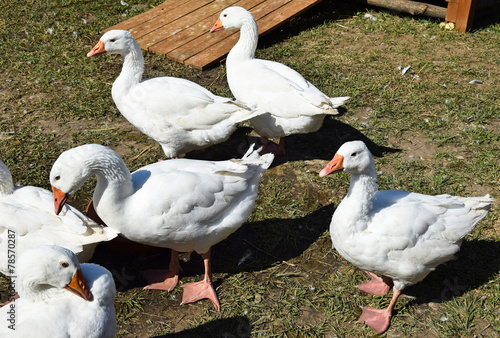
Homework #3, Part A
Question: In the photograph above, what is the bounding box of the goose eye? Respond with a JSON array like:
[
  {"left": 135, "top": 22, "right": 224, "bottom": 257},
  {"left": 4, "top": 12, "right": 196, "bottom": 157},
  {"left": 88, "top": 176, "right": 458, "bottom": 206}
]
[
  {"left": 60, "top": 262, "right": 69, "bottom": 268},
  {"left": 223, "top": 14, "right": 227, "bottom": 17},
  {"left": 351, "top": 152, "right": 357, "bottom": 157},
  {"left": 110, "top": 39, "right": 116, "bottom": 42},
  {"left": 55, "top": 175, "right": 60, "bottom": 180}
]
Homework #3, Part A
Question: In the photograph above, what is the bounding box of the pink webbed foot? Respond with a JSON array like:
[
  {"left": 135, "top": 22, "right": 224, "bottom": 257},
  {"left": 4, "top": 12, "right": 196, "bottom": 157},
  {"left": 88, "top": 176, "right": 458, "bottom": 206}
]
[
  {"left": 356, "top": 271, "right": 393, "bottom": 296},
  {"left": 143, "top": 250, "right": 182, "bottom": 291},
  {"left": 1, "top": 294, "right": 19, "bottom": 306},
  {"left": 358, "top": 287, "right": 400, "bottom": 334},
  {"left": 358, "top": 307, "right": 392, "bottom": 334},
  {"left": 180, "top": 280, "right": 220, "bottom": 311},
  {"left": 142, "top": 269, "right": 179, "bottom": 291}
]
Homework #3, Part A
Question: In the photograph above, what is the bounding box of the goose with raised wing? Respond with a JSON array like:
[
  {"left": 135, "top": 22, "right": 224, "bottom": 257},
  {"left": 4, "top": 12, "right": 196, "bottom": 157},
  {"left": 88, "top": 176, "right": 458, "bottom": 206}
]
[
  {"left": 211, "top": 7, "right": 349, "bottom": 155},
  {"left": 87, "top": 29, "right": 261, "bottom": 158},
  {"left": 319, "top": 141, "right": 493, "bottom": 334},
  {"left": 0, "top": 245, "right": 116, "bottom": 337},
  {"left": 50, "top": 144, "right": 273, "bottom": 310},
  {"left": 0, "top": 159, "right": 118, "bottom": 276}
]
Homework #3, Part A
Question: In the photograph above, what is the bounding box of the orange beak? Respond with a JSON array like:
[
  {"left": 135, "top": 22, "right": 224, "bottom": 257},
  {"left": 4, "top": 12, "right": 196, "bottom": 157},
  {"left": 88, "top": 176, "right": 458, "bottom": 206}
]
[
  {"left": 52, "top": 186, "right": 69, "bottom": 215},
  {"left": 210, "top": 18, "right": 224, "bottom": 33},
  {"left": 65, "top": 268, "right": 93, "bottom": 301},
  {"left": 319, "top": 154, "right": 344, "bottom": 177},
  {"left": 87, "top": 40, "right": 106, "bottom": 57}
]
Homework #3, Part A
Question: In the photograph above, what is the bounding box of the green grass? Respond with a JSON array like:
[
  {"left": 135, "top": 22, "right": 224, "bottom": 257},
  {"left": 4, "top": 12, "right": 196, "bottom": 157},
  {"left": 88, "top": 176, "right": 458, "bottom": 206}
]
[{"left": 0, "top": 0, "right": 499, "bottom": 337}]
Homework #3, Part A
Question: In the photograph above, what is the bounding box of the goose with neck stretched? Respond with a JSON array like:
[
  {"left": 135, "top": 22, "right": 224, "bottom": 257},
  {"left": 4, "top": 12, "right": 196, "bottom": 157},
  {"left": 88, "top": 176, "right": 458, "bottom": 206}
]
[
  {"left": 211, "top": 6, "right": 349, "bottom": 155},
  {"left": 319, "top": 141, "right": 493, "bottom": 334},
  {"left": 0, "top": 159, "right": 118, "bottom": 276},
  {"left": 50, "top": 144, "right": 273, "bottom": 310},
  {"left": 87, "top": 29, "right": 260, "bottom": 158},
  {"left": 0, "top": 245, "right": 116, "bottom": 337}
]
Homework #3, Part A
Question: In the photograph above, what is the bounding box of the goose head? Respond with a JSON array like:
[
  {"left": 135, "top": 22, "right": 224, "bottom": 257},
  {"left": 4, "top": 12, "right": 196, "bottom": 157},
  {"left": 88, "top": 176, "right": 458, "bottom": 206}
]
[
  {"left": 50, "top": 144, "right": 129, "bottom": 215},
  {"left": 50, "top": 145, "right": 94, "bottom": 214},
  {"left": 320, "top": 141, "right": 375, "bottom": 177},
  {"left": 87, "top": 29, "right": 136, "bottom": 57},
  {"left": 17, "top": 245, "right": 93, "bottom": 301},
  {"left": 0, "top": 160, "right": 14, "bottom": 196},
  {"left": 211, "top": 6, "right": 255, "bottom": 32}
]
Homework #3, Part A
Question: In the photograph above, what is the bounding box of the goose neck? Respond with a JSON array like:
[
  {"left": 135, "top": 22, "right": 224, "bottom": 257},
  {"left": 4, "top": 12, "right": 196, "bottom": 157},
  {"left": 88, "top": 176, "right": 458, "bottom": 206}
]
[
  {"left": 84, "top": 154, "right": 134, "bottom": 201},
  {"left": 0, "top": 180, "right": 14, "bottom": 196},
  {"left": 227, "top": 17, "right": 258, "bottom": 63},
  {"left": 114, "top": 43, "right": 144, "bottom": 94},
  {"left": 339, "top": 170, "right": 378, "bottom": 230},
  {"left": 19, "top": 279, "right": 67, "bottom": 302},
  {"left": 347, "top": 170, "right": 378, "bottom": 206},
  {"left": 0, "top": 166, "right": 14, "bottom": 196}
]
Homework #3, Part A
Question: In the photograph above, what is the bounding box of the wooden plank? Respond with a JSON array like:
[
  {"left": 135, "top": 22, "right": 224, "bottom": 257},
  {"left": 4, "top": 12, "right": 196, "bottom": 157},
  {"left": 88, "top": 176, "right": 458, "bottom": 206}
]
[
  {"left": 186, "top": 0, "right": 321, "bottom": 69},
  {"left": 130, "top": 0, "right": 213, "bottom": 40},
  {"left": 104, "top": 0, "right": 324, "bottom": 69},
  {"left": 141, "top": 0, "right": 243, "bottom": 50},
  {"left": 147, "top": 0, "right": 267, "bottom": 56},
  {"left": 169, "top": 0, "right": 294, "bottom": 64},
  {"left": 446, "top": 0, "right": 477, "bottom": 32},
  {"left": 105, "top": 0, "right": 183, "bottom": 32}
]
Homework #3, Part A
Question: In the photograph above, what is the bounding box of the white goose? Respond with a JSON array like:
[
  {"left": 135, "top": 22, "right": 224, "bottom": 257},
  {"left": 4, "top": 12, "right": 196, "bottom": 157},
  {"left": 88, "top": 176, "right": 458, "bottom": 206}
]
[
  {"left": 87, "top": 29, "right": 260, "bottom": 158},
  {"left": 0, "top": 159, "right": 118, "bottom": 276},
  {"left": 211, "top": 7, "right": 349, "bottom": 155},
  {"left": 0, "top": 245, "right": 116, "bottom": 337},
  {"left": 319, "top": 141, "right": 493, "bottom": 334},
  {"left": 50, "top": 144, "right": 273, "bottom": 310}
]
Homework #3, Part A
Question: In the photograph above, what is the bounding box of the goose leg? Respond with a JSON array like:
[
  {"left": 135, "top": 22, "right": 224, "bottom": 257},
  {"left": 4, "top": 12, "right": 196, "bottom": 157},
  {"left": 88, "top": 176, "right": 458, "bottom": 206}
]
[
  {"left": 143, "top": 250, "right": 182, "bottom": 291},
  {"left": 1, "top": 294, "right": 19, "bottom": 306},
  {"left": 276, "top": 137, "right": 286, "bottom": 155},
  {"left": 356, "top": 271, "right": 393, "bottom": 296},
  {"left": 180, "top": 249, "right": 220, "bottom": 311},
  {"left": 260, "top": 136, "right": 286, "bottom": 155},
  {"left": 358, "top": 287, "right": 401, "bottom": 334},
  {"left": 260, "top": 137, "right": 270, "bottom": 155}
]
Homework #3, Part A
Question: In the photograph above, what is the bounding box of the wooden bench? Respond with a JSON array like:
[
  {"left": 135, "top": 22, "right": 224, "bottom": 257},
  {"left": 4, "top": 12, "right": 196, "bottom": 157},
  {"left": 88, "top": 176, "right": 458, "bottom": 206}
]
[{"left": 106, "top": 0, "right": 324, "bottom": 70}]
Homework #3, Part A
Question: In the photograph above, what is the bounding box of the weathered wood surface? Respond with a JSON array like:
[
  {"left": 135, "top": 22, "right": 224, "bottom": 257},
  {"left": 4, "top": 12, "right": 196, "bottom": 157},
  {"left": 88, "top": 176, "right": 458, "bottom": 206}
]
[
  {"left": 352, "top": 0, "right": 447, "bottom": 18},
  {"left": 106, "top": 0, "right": 323, "bottom": 69},
  {"left": 446, "top": 0, "right": 477, "bottom": 32},
  {"left": 352, "top": 0, "right": 482, "bottom": 32}
]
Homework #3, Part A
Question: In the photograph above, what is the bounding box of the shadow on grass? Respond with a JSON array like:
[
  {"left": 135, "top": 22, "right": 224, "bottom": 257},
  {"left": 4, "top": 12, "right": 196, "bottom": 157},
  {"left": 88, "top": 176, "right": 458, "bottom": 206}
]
[
  {"left": 153, "top": 316, "right": 251, "bottom": 338},
  {"left": 90, "top": 203, "right": 336, "bottom": 292},
  {"left": 90, "top": 113, "right": 399, "bottom": 292},
  {"left": 212, "top": 203, "right": 336, "bottom": 274},
  {"left": 186, "top": 113, "right": 400, "bottom": 166},
  {"left": 404, "top": 239, "right": 500, "bottom": 304}
]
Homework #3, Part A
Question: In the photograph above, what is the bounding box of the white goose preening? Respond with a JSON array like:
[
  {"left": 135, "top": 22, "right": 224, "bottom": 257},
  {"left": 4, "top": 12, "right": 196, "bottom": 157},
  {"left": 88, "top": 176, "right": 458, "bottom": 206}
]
[
  {"left": 0, "top": 245, "right": 116, "bottom": 337},
  {"left": 319, "top": 141, "right": 493, "bottom": 334},
  {"left": 211, "top": 6, "right": 349, "bottom": 155},
  {"left": 50, "top": 144, "right": 273, "bottom": 310},
  {"left": 87, "top": 29, "right": 261, "bottom": 158},
  {"left": 0, "top": 159, "right": 118, "bottom": 276}
]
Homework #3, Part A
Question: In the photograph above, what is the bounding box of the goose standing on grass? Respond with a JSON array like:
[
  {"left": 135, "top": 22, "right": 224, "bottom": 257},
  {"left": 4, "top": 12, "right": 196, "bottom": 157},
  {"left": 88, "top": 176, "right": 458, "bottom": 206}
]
[
  {"left": 0, "top": 245, "right": 116, "bottom": 337},
  {"left": 319, "top": 141, "right": 493, "bottom": 334},
  {"left": 50, "top": 144, "right": 273, "bottom": 310},
  {"left": 87, "top": 29, "right": 261, "bottom": 158},
  {"left": 0, "top": 159, "right": 118, "bottom": 276},
  {"left": 210, "top": 7, "right": 349, "bottom": 155}
]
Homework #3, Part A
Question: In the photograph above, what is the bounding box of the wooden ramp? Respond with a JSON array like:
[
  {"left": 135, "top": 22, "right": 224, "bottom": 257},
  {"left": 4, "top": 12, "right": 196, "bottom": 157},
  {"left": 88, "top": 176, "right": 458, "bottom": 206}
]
[{"left": 106, "top": 0, "right": 323, "bottom": 70}]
